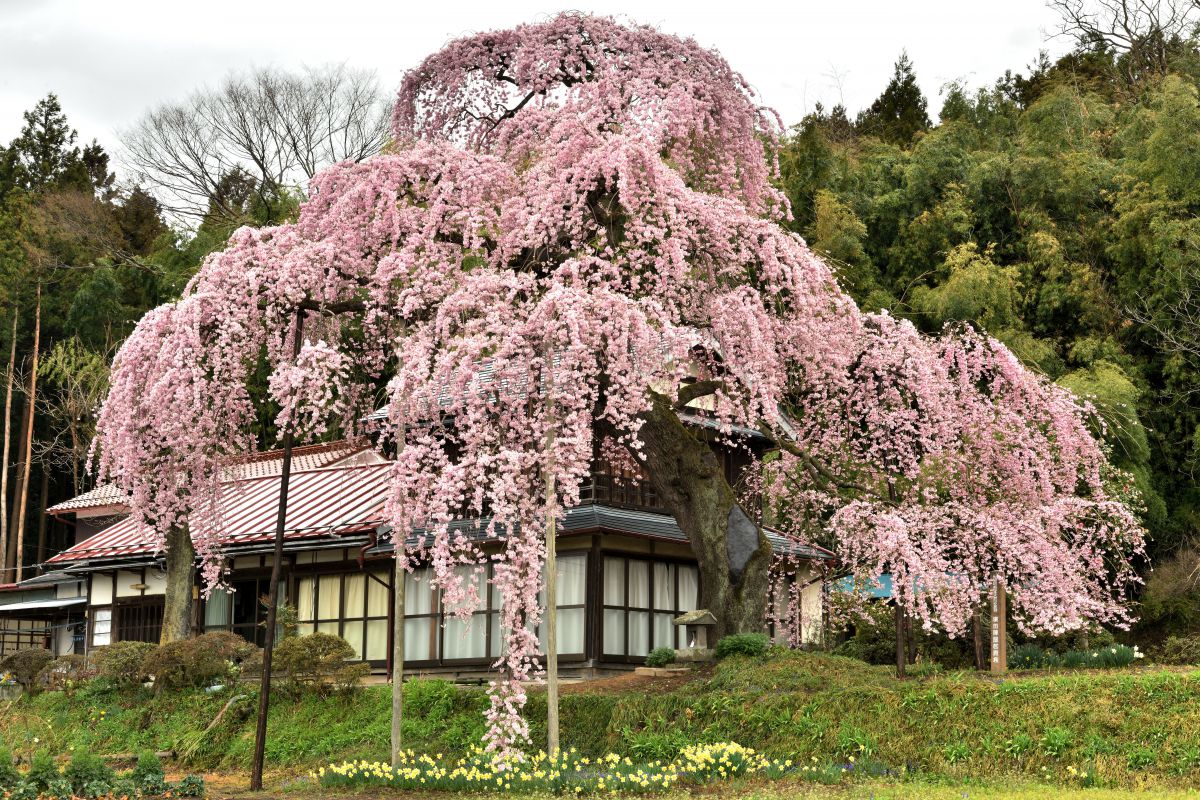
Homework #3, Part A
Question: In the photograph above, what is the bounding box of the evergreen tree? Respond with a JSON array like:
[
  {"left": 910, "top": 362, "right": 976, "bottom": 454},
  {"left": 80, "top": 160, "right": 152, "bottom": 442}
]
[{"left": 856, "top": 51, "right": 932, "bottom": 145}]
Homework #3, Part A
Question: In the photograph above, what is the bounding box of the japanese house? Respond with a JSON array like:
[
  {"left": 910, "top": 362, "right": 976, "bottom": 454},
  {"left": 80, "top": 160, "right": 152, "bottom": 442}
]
[{"left": 38, "top": 434, "right": 833, "bottom": 679}]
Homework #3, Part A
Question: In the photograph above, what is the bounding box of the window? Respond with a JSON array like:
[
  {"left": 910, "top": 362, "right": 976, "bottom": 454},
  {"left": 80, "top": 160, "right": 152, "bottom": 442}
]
[
  {"left": 536, "top": 554, "right": 587, "bottom": 656},
  {"left": 602, "top": 556, "right": 698, "bottom": 657},
  {"left": 114, "top": 598, "right": 164, "bottom": 644},
  {"left": 90, "top": 608, "right": 112, "bottom": 648},
  {"left": 295, "top": 571, "right": 390, "bottom": 661},
  {"left": 204, "top": 578, "right": 283, "bottom": 647},
  {"left": 405, "top": 553, "right": 588, "bottom": 663}
]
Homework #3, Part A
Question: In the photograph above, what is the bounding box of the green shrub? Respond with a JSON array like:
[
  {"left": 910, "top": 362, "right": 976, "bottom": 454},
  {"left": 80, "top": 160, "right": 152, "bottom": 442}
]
[
  {"left": 272, "top": 632, "right": 368, "bottom": 695},
  {"left": 1008, "top": 643, "right": 1059, "bottom": 670},
  {"left": 645, "top": 647, "right": 676, "bottom": 668},
  {"left": 26, "top": 749, "right": 60, "bottom": 791},
  {"left": 0, "top": 745, "right": 19, "bottom": 790},
  {"left": 94, "top": 641, "right": 157, "bottom": 685},
  {"left": 131, "top": 750, "right": 166, "bottom": 793},
  {"left": 144, "top": 631, "right": 258, "bottom": 691},
  {"left": 36, "top": 654, "right": 92, "bottom": 693},
  {"left": 44, "top": 777, "right": 74, "bottom": 800},
  {"left": 110, "top": 778, "right": 139, "bottom": 799},
  {"left": 80, "top": 779, "right": 114, "bottom": 799},
  {"left": 174, "top": 774, "right": 207, "bottom": 797},
  {"left": 0, "top": 648, "right": 55, "bottom": 691},
  {"left": 715, "top": 633, "right": 769, "bottom": 659},
  {"left": 1156, "top": 634, "right": 1200, "bottom": 665},
  {"left": 64, "top": 749, "right": 114, "bottom": 794},
  {"left": 1062, "top": 644, "right": 1141, "bottom": 669}
]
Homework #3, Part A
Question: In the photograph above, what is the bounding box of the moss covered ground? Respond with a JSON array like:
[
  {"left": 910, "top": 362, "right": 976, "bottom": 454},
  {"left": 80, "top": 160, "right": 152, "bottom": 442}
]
[{"left": 3, "top": 650, "right": 1200, "bottom": 794}]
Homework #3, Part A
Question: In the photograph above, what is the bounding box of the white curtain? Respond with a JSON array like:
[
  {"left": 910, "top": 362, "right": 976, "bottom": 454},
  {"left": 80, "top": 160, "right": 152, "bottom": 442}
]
[
  {"left": 367, "top": 573, "right": 389, "bottom": 617},
  {"left": 343, "top": 621, "right": 365, "bottom": 659},
  {"left": 628, "top": 561, "right": 649, "bottom": 609},
  {"left": 317, "top": 575, "right": 341, "bottom": 620},
  {"left": 654, "top": 612, "right": 675, "bottom": 650},
  {"left": 603, "top": 609, "right": 625, "bottom": 655},
  {"left": 404, "top": 618, "right": 433, "bottom": 660},
  {"left": 653, "top": 563, "right": 674, "bottom": 610},
  {"left": 343, "top": 574, "right": 366, "bottom": 620},
  {"left": 628, "top": 611, "right": 649, "bottom": 656},
  {"left": 558, "top": 555, "right": 586, "bottom": 605},
  {"left": 204, "top": 589, "right": 231, "bottom": 629},
  {"left": 603, "top": 557, "right": 624, "bottom": 605},
  {"left": 678, "top": 566, "right": 699, "bottom": 611},
  {"left": 296, "top": 577, "right": 316, "bottom": 622},
  {"left": 366, "top": 619, "right": 388, "bottom": 660},
  {"left": 443, "top": 616, "right": 485, "bottom": 659}
]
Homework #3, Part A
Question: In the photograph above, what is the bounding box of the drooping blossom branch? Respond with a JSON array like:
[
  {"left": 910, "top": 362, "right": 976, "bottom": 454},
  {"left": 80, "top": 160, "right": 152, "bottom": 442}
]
[{"left": 91, "top": 12, "right": 1144, "bottom": 756}]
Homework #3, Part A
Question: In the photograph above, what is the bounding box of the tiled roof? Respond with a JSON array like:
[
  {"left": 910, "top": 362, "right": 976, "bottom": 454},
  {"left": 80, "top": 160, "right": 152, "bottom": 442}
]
[
  {"left": 375, "top": 504, "right": 835, "bottom": 562},
  {"left": 48, "top": 461, "right": 392, "bottom": 565},
  {"left": 47, "top": 439, "right": 375, "bottom": 515}
]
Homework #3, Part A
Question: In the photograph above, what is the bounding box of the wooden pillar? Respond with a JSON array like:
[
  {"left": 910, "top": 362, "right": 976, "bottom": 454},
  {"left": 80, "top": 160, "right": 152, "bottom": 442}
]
[
  {"left": 990, "top": 577, "right": 1007, "bottom": 674},
  {"left": 391, "top": 540, "right": 406, "bottom": 767}
]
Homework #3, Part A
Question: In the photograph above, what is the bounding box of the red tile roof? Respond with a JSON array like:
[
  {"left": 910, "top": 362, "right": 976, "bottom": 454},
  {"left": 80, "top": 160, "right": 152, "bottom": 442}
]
[
  {"left": 47, "top": 439, "right": 375, "bottom": 515},
  {"left": 48, "top": 460, "right": 392, "bottom": 565}
]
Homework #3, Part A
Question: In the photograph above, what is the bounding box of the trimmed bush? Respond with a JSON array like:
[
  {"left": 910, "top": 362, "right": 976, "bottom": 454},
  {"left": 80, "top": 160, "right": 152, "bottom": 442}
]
[
  {"left": 645, "top": 647, "right": 676, "bottom": 668},
  {"left": 273, "top": 632, "right": 368, "bottom": 695},
  {"left": 144, "top": 631, "right": 258, "bottom": 691},
  {"left": 714, "top": 633, "right": 769, "bottom": 659},
  {"left": 37, "top": 654, "right": 92, "bottom": 693},
  {"left": 0, "top": 648, "right": 55, "bottom": 691},
  {"left": 64, "top": 749, "right": 114, "bottom": 794},
  {"left": 94, "top": 641, "right": 156, "bottom": 685}
]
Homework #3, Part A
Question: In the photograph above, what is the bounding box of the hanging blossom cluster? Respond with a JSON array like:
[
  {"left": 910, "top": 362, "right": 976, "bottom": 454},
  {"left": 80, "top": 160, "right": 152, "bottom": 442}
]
[
  {"left": 766, "top": 314, "right": 1146, "bottom": 642},
  {"left": 92, "top": 13, "right": 1144, "bottom": 755}
]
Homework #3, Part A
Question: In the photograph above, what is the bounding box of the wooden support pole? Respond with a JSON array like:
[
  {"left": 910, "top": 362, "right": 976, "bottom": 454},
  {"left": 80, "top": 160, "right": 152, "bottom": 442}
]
[
  {"left": 249, "top": 310, "right": 304, "bottom": 792},
  {"left": 545, "top": 469, "right": 559, "bottom": 755},
  {"left": 391, "top": 540, "right": 406, "bottom": 767},
  {"left": 543, "top": 347, "right": 559, "bottom": 755}
]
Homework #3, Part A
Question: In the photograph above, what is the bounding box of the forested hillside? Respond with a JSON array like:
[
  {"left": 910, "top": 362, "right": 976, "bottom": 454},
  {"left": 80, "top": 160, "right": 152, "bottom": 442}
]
[
  {"left": 777, "top": 8, "right": 1200, "bottom": 635},
  {"left": 2, "top": 3, "right": 1199, "bottom": 635}
]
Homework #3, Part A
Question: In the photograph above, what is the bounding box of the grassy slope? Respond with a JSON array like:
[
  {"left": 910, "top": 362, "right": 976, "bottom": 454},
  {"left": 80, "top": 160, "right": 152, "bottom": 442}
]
[{"left": 3, "top": 651, "right": 1200, "bottom": 790}]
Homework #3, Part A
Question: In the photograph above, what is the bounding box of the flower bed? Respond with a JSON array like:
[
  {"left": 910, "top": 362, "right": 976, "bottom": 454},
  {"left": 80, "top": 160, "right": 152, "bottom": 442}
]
[{"left": 313, "top": 742, "right": 846, "bottom": 794}]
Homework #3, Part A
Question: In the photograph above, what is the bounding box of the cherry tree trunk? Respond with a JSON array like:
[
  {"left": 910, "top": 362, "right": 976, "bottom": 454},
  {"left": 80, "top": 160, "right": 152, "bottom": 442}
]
[
  {"left": 160, "top": 525, "right": 196, "bottom": 644},
  {"left": 636, "top": 393, "right": 772, "bottom": 639}
]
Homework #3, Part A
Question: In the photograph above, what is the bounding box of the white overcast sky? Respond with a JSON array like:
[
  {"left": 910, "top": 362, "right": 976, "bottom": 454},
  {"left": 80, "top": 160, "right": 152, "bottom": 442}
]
[{"left": 0, "top": 0, "right": 1068, "bottom": 162}]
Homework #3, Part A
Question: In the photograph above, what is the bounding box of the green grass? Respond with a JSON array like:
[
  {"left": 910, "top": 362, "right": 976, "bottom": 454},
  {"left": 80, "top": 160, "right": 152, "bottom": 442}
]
[{"left": 3, "top": 651, "right": 1200, "bottom": 792}]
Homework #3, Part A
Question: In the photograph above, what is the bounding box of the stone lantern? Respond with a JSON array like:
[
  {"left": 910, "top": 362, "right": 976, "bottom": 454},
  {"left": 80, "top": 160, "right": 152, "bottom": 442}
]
[{"left": 673, "top": 609, "right": 718, "bottom": 662}]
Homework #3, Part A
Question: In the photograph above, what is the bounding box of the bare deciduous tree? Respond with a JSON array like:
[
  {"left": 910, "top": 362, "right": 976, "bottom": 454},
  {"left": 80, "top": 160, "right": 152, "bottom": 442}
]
[
  {"left": 120, "top": 64, "right": 393, "bottom": 222},
  {"left": 1048, "top": 0, "right": 1200, "bottom": 84}
]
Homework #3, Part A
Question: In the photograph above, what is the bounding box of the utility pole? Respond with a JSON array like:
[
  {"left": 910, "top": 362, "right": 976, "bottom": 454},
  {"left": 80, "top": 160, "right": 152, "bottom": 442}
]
[{"left": 250, "top": 309, "right": 304, "bottom": 791}]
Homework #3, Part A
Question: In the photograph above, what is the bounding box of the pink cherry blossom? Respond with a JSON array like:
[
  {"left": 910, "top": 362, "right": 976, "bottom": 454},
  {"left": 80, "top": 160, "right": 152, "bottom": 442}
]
[{"left": 92, "top": 13, "right": 1144, "bottom": 755}]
